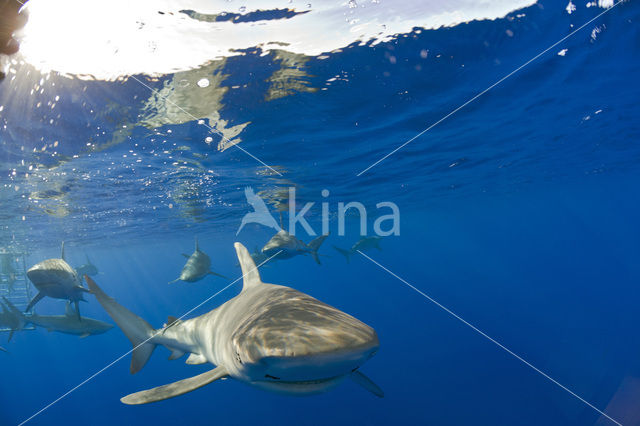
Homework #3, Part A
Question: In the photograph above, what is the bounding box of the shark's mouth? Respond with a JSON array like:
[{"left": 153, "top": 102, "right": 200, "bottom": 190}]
[
  {"left": 249, "top": 374, "right": 347, "bottom": 395},
  {"left": 259, "top": 375, "right": 341, "bottom": 385}
]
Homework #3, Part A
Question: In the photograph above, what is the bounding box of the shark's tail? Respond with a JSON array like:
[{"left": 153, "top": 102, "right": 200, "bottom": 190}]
[
  {"left": 1, "top": 297, "right": 27, "bottom": 340},
  {"left": 85, "top": 275, "right": 157, "bottom": 374},
  {"left": 308, "top": 234, "right": 329, "bottom": 265},
  {"left": 332, "top": 246, "right": 352, "bottom": 263}
]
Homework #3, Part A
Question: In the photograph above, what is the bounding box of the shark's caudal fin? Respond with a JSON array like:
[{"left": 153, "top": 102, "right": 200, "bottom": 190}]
[
  {"left": 332, "top": 245, "right": 352, "bottom": 263},
  {"left": 85, "top": 276, "right": 157, "bottom": 374},
  {"left": 350, "top": 370, "right": 384, "bottom": 398},
  {"left": 308, "top": 234, "right": 329, "bottom": 265},
  {"left": 234, "top": 243, "right": 263, "bottom": 292},
  {"left": 2, "top": 297, "right": 27, "bottom": 330},
  {"left": 0, "top": 346, "right": 6, "bottom": 352},
  {"left": 121, "top": 366, "right": 229, "bottom": 405}
]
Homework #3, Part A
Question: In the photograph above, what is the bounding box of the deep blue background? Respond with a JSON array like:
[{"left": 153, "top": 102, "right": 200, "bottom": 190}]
[{"left": 1, "top": 0, "right": 639, "bottom": 425}]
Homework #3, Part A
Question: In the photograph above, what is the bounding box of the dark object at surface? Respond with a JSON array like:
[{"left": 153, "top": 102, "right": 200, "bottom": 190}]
[{"left": 0, "top": 0, "right": 28, "bottom": 80}]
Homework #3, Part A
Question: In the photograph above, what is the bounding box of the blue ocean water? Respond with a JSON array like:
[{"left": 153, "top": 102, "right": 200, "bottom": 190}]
[{"left": 1, "top": 0, "right": 639, "bottom": 425}]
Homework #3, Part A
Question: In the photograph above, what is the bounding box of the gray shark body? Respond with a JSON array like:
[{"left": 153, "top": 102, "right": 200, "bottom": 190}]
[
  {"left": 2, "top": 298, "right": 111, "bottom": 337},
  {"left": 333, "top": 236, "right": 383, "bottom": 263},
  {"left": 169, "top": 238, "right": 226, "bottom": 284},
  {"left": 88, "top": 242, "right": 381, "bottom": 405},
  {"left": 29, "top": 304, "right": 113, "bottom": 337},
  {"left": 262, "top": 230, "right": 328, "bottom": 264},
  {"left": 26, "top": 242, "right": 90, "bottom": 319}
]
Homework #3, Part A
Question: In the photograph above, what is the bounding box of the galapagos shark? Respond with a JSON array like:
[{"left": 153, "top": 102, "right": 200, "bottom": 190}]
[
  {"left": 75, "top": 254, "right": 99, "bottom": 279},
  {"left": 169, "top": 237, "right": 227, "bottom": 284},
  {"left": 262, "top": 230, "right": 328, "bottom": 265},
  {"left": 3, "top": 298, "right": 112, "bottom": 338},
  {"left": 333, "top": 236, "right": 383, "bottom": 263},
  {"left": 0, "top": 297, "right": 26, "bottom": 341},
  {"left": 25, "top": 242, "right": 90, "bottom": 320},
  {"left": 87, "top": 242, "right": 382, "bottom": 405}
]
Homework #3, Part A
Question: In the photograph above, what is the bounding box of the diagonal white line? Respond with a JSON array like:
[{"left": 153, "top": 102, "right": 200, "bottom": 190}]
[
  {"left": 356, "top": 0, "right": 625, "bottom": 176},
  {"left": 18, "top": 250, "right": 283, "bottom": 426},
  {"left": 128, "top": 75, "right": 282, "bottom": 176},
  {"left": 357, "top": 250, "right": 622, "bottom": 426}
]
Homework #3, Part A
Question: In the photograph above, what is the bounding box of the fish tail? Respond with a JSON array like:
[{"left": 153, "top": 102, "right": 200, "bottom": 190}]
[
  {"left": 85, "top": 276, "right": 157, "bottom": 374},
  {"left": 308, "top": 234, "right": 329, "bottom": 265},
  {"left": 332, "top": 246, "right": 351, "bottom": 263}
]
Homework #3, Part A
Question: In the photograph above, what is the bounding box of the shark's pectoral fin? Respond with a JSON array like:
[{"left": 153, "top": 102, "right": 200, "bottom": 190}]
[
  {"left": 80, "top": 333, "right": 90, "bottom": 338},
  {"left": 167, "top": 348, "right": 185, "bottom": 360},
  {"left": 185, "top": 353, "right": 207, "bottom": 365},
  {"left": 350, "top": 371, "right": 384, "bottom": 398},
  {"left": 121, "top": 366, "right": 229, "bottom": 405},
  {"left": 168, "top": 278, "right": 180, "bottom": 285},
  {"left": 8, "top": 330, "right": 13, "bottom": 342},
  {"left": 25, "top": 292, "right": 45, "bottom": 312},
  {"left": 181, "top": 253, "right": 190, "bottom": 259},
  {"left": 207, "top": 271, "right": 228, "bottom": 279},
  {"left": 0, "top": 346, "right": 6, "bottom": 352}
]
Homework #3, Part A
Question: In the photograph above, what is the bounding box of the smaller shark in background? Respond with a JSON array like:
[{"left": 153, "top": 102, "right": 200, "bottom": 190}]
[
  {"left": 75, "top": 254, "right": 99, "bottom": 280},
  {"left": 261, "top": 230, "right": 328, "bottom": 264},
  {"left": 4, "top": 297, "right": 112, "bottom": 338},
  {"left": 333, "top": 236, "right": 383, "bottom": 263},
  {"left": 169, "top": 237, "right": 227, "bottom": 284},
  {"left": 0, "top": 297, "right": 26, "bottom": 341},
  {"left": 235, "top": 247, "right": 270, "bottom": 269},
  {"left": 26, "top": 242, "right": 90, "bottom": 320}
]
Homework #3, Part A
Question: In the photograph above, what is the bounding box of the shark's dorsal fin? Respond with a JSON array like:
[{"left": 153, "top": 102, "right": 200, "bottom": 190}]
[
  {"left": 166, "top": 316, "right": 179, "bottom": 327},
  {"left": 121, "top": 366, "right": 228, "bottom": 405},
  {"left": 234, "top": 243, "right": 263, "bottom": 292},
  {"left": 65, "top": 302, "right": 74, "bottom": 317},
  {"left": 194, "top": 236, "right": 199, "bottom": 251},
  {"left": 61, "top": 241, "right": 66, "bottom": 260},
  {"left": 85, "top": 253, "right": 92, "bottom": 264}
]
